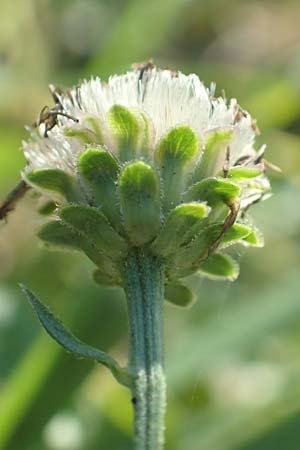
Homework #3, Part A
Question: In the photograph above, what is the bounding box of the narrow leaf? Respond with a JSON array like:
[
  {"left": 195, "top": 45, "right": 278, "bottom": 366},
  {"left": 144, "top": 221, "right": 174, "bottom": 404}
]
[{"left": 20, "top": 284, "right": 132, "bottom": 387}]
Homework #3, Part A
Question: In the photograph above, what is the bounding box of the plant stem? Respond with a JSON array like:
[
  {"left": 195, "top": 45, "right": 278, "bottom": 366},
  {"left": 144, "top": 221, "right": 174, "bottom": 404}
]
[{"left": 123, "top": 248, "right": 166, "bottom": 450}]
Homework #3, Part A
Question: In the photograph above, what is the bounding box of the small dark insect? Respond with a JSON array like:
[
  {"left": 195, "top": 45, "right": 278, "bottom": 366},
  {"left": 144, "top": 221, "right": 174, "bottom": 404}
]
[
  {"left": 32, "top": 105, "right": 78, "bottom": 137},
  {"left": 1, "top": 85, "right": 80, "bottom": 222},
  {"left": 33, "top": 85, "right": 78, "bottom": 137},
  {"left": 0, "top": 180, "right": 30, "bottom": 222}
]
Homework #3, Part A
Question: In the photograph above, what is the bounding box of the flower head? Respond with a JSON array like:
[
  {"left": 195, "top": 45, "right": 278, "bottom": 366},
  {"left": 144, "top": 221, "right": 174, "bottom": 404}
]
[{"left": 23, "top": 64, "right": 271, "bottom": 296}]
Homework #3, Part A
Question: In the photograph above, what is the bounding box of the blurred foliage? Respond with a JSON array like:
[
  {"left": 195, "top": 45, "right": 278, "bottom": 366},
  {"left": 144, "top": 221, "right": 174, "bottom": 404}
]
[{"left": 0, "top": 0, "right": 300, "bottom": 449}]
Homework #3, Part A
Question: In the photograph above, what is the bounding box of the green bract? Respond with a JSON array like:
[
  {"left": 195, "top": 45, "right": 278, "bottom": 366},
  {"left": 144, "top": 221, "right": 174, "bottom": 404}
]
[{"left": 119, "top": 161, "right": 161, "bottom": 246}]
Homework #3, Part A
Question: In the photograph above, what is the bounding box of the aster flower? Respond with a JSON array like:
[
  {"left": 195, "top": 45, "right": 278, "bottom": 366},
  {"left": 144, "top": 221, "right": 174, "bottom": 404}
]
[
  {"left": 23, "top": 66, "right": 270, "bottom": 284},
  {"left": 17, "top": 64, "right": 271, "bottom": 450}
]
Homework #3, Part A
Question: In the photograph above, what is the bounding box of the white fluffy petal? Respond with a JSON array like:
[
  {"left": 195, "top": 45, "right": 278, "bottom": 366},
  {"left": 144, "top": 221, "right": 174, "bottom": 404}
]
[{"left": 23, "top": 67, "right": 259, "bottom": 172}]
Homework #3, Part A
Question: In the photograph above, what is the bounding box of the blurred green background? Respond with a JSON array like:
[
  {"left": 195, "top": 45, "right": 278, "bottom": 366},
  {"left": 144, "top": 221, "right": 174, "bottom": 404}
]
[{"left": 0, "top": 0, "right": 300, "bottom": 449}]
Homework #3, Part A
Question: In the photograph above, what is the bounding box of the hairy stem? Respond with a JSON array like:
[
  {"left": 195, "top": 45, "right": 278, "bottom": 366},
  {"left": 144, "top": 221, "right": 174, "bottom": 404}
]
[{"left": 123, "top": 248, "right": 166, "bottom": 450}]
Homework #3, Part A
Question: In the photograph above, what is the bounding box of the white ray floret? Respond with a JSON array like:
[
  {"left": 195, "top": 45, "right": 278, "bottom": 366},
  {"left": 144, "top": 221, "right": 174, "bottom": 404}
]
[{"left": 23, "top": 67, "right": 259, "bottom": 174}]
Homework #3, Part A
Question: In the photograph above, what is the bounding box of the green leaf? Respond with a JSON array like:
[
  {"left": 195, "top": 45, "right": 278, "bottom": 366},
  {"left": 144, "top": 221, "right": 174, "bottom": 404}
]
[
  {"left": 108, "top": 104, "right": 141, "bottom": 161},
  {"left": 60, "top": 204, "right": 127, "bottom": 260},
  {"left": 78, "top": 148, "right": 120, "bottom": 228},
  {"left": 155, "top": 126, "right": 199, "bottom": 210},
  {"left": 20, "top": 284, "right": 132, "bottom": 387},
  {"left": 227, "top": 166, "right": 263, "bottom": 180},
  {"left": 26, "top": 169, "right": 80, "bottom": 202},
  {"left": 119, "top": 161, "right": 161, "bottom": 246},
  {"left": 151, "top": 202, "right": 210, "bottom": 257},
  {"left": 198, "top": 252, "right": 239, "bottom": 281},
  {"left": 194, "top": 128, "right": 234, "bottom": 180},
  {"left": 185, "top": 177, "right": 241, "bottom": 207},
  {"left": 165, "top": 282, "right": 196, "bottom": 308}
]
